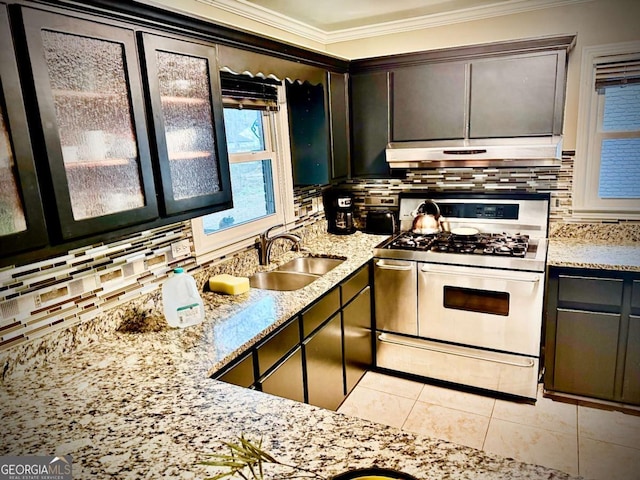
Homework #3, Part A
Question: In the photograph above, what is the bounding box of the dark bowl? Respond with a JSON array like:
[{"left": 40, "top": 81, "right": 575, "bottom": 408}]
[{"left": 332, "top": 467, "right": 419, "bottom": 480}]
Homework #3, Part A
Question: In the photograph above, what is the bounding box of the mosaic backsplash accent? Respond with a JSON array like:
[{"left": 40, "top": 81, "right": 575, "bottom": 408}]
[
  {"left": 0, "top": 187, "right": 324, "bottom": 358},
  {"left": 2, "top": 152, "right": 638, "bottom": 362},
  {"left": 343, "top": 153, "right": 575, "bottom": 226}
]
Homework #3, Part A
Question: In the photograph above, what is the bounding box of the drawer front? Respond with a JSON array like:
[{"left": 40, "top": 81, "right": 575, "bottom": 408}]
[
  {"left": 302, "top": 288, "right": 340, "bottom": 338},
  {"left": 341, "top": 263, "right": 370, "bottom": 306},
  {"left": 558, "top": 275, "right": 623, "bottom": 310},
  {"left": 632, "top": 280, "right": 640, "bottom": 312},
  {"left": 217, "top": 353, "right": 255, "bottom": 388},
  {"left": 256, "top": 318, "right": 300, "bottom": 376}
]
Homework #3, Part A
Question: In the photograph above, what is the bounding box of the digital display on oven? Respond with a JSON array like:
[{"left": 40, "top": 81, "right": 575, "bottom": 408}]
[{"left": 439, "top": 203, "right": 519, "bottom": 219}]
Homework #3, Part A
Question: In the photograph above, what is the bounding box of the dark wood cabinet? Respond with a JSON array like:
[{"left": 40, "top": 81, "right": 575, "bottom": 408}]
[
  {"left": 0, "top": 4, "right": 48, "bottom": 256},
  {"left": 304, "top": 312, "right": 344, "bottom": 410},
  {"left": 212, "top": 262, "right": 373, "bottom": 410},
  {"left": 18, "top": 7, "right": 159, "bottom": 241},
  {"left": 469, "top": 52, "right": 565, "bottom": 138},
  {"left": 139, "top": 33, "right": 232, "bottom": 217},
  {"left": 343, "top": 286, "right": 372, "bottom": 393},
  {"left": 327, "top": 72, "right": 350, "bottom": 181},
  {"left": 545, "top": 267, "right": 640, "bottom": 405},
  {"left": 391, "top": 61, "right": 467, "bottom": 142},
  {"left": 259, "top": 348, "right": 304, "bottom": 402},
  {"left": 217, "top": 352, "right": 255, "bottom": 388},
  {"left": 350, "top": 71, "right": 391, "bottom": 178},
  {"left": 286, "top": 80, "right": 331, "bottom": 185}
]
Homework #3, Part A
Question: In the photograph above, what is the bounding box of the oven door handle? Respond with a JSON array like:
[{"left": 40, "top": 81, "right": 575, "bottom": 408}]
[
  {"left": 376, "top": 260, "right": 414, "bottom": 271},
  {"left": 420, "top": 265, "right": 540, "bottom": 283},
  {"left": 378, "top": 333, "right": 536, "bottom": 368}
]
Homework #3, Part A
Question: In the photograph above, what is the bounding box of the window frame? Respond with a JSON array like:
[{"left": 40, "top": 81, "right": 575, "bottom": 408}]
[
  {"left": 192, "top": 84, "right": 296, "bottom": 264},
  {"left": 573, "top": 41, "right": 640, "bottom": 220}
]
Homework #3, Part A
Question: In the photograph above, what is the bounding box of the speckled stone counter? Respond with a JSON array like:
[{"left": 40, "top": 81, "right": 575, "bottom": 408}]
[
  {"left": 548, "top": 238, "right": 640, "bottom": 272},
  {"left": 1, "top": 232, "right": 580, "bottom": 480}
]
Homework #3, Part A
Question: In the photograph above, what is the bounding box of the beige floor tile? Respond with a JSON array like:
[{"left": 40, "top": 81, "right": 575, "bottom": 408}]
[
  {"left": 357, "top": 371, "right": 424, "bottom": 400},
  {"left": 402, "top": 401, "right": 490, "bottom": 450},
  {"left": 337, "top": 385, "right": 415, "bottom": 429},
  {"left": 483, "top": 418, "right": 579, "bottom": 476},
  {"left": 418, "top": 383, "right": 495, "bottom": 416},
  {"left": 579, "top": 437, "right": 640, "bottom": 480},
  {"left": 492, "top": 391, "right": 577, "bottom": 435},
  {"left": 578, "top": 404, "right": 640, "bottom": 449}
]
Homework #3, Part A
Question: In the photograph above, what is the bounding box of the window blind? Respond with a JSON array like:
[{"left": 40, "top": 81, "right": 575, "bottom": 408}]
[
  {"left": 220, "top": 71, "right": 279, "bottom": 110},
  {"left": 595, "top": 55, "right": 640, "bottom": 90}
]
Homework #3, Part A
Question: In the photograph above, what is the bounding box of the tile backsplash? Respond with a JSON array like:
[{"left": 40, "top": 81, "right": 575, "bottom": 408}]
[{"left": 2, "top": 151, "right": 637, "bottom": 363}]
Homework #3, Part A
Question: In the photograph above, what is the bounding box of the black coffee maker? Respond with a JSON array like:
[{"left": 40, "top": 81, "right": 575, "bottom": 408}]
[{"left": 323, "top": 189, "right": 355, "bottom": 235}]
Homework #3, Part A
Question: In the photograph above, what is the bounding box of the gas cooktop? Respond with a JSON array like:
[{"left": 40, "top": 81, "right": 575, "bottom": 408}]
[
  {"left": 387, "top": 231, "right": 534, "bottom": 258},
  {"left": 373, "top": 193, "right": 550, "bottom": 272}
]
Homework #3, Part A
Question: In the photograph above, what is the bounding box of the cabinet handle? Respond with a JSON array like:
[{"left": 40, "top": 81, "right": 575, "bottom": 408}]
[
  {"left": 420, "top": 265, "right": 540, "bottom": 283},
  {"left": 442, "top": 149, "right": 487, "bottom": 155},
  {"left": 378, "top": 333, "right": 535, "bottom": 368},
  {"left": 376, "top": 261, "right": 413, "bottom": 271}
]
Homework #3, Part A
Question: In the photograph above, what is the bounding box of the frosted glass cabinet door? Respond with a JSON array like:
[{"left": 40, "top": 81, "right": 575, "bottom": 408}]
[
  {"left": 0, "top": 6, "right": 47, "bottom": 257},
  {"left": 140, "top": 34, "right": 232, "bottom": 216},
  {"left": 19, "top": 8, "right": 158, "bottom": 240}
]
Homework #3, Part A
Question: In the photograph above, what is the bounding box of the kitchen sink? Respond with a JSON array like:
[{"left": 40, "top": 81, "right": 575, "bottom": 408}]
[
  {"left": 249, "top": 271, "right": 318, "bottom": 291},
  {"left": 250, "top": 256, "right": 345, "bottom": 291},
  {"left": 276, "top": 256, "right": 345, "bottom": 275}
]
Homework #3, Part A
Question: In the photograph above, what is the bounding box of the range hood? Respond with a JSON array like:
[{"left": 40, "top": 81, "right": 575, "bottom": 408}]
[{"left": 385, "top": 135, "right": 563, "bottom": 169}]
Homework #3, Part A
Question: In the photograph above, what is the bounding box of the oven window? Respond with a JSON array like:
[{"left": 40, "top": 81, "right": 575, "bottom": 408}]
[{"left": 443, "top": 286, "right": 510, "bottom": 316}]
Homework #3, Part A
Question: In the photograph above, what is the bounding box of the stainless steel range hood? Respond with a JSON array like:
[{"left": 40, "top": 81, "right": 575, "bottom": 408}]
[{"left": 385, "top": 135, "right": 563, "bottom": 168}]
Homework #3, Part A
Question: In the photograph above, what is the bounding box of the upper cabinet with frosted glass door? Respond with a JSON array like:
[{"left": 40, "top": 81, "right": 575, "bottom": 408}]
[
  {"left": 139, "top": 33, "right": 231, "bottom": 216},
  {"left": 0, "top": 4, "right": 47, "bottom": 256},
  {"left": 17, "top": 7, "right": 158, "bottom": 241}
]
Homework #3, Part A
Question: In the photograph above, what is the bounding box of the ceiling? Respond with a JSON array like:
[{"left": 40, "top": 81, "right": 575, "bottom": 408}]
[{"left": 200, "top": 0, "right": 590, "bottom": 42}]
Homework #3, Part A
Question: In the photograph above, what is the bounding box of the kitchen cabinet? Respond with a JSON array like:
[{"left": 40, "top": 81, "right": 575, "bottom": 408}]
[
  {"left": 18, "top": 7, "right": 159, "bottom": 241},
  {"left": 286, "top": 80, "right": 330, "bottom": 185},
  {"left": 544, "top": 267, "right": 640, "bottom": 405},
  {"left": 212, "top": 262, "right": 373, "bottom": 410},
  {"left": 343, "top": 286, "right": 372, "bottom": 393},
  {"left": 286, "top": 73, "right": 350, "bottom": 185},
  {"left": 139, "top": 33, "right": 232, "bottom": 216},
  {"left": 391, "top": 61, "right": 467, "bottom": 141},
  {"left": 304, "top": 312, "right": 344, "bottom": 410},
  {"left": 327, "top": 72, "right": 350, "bottom": 181},
  {"left": 217, "top": 352, "right": 255, "bottom": 389},
  {"left": 350, "top": 71, "right": 391, "bottom": 178},
  {"left": 259, "top": 348, "right": 304, "bottom": 402},
  {"left": 390, "top": 51, "right": 565, "bottom": 142},
  {"left": 469, "top": 52, "right": 565, "bottom": 138},
  {"left": 0, "top": 4, "right": 48, "bottom": 256}
]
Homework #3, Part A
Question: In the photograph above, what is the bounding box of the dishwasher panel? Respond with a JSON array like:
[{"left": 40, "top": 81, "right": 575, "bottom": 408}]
[{"left": 373, "top": 259, "right": 417, "bottom": 335}]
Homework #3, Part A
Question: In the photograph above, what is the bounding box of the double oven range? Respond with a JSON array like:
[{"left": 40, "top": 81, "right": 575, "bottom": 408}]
[{"left": 373, "top": 192, "right": 550, "bottom": 401}]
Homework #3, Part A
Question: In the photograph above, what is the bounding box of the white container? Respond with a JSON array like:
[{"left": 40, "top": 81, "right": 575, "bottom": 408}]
[{"left": 162, "top": 268, "right": 205, "bottom": 328}]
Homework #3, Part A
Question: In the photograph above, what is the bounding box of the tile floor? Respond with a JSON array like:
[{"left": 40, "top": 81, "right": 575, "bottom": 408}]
[{"left": 337, "top": 371, "right": 640, "bottom": 480}]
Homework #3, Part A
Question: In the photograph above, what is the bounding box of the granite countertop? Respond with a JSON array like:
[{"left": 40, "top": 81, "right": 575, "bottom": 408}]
[
  {"left": 548, "top": 238, "right": 640, "bottom": 272},
  {"left": 1, "top": 232, "right": 579, "bottom": 480}
]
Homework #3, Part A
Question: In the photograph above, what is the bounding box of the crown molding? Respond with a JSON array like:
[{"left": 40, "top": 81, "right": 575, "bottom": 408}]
[{"left": 198, "top": 0, "right": 594, "bottom": 44}]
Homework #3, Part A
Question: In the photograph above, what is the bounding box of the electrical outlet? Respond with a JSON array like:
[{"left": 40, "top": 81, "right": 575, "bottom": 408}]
[{"left": 171, "top": 239, "right": 190, "bottom": 258}]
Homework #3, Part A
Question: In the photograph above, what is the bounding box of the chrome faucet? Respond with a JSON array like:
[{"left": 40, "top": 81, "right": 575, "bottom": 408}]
[{"left": 257, "top": 225, "right": 302, "bottom": 265}]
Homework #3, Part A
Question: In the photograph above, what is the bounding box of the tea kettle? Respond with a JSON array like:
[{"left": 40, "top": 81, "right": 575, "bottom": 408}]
[{"left": 411, "top": 199, "right": 448, "bottom": 234}]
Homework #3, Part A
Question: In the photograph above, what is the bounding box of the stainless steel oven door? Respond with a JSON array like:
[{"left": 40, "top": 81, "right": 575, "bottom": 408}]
[{"left": 418, "top": 263, "right": 544, "bottom": 356}]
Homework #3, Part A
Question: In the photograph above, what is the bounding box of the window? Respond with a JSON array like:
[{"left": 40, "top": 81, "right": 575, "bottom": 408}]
[
  {"left": 192, "top": 80, "right": 295, "bottom": 262},
  {"left": 573, "top": 41, "right": 640, "bottom": 220}
]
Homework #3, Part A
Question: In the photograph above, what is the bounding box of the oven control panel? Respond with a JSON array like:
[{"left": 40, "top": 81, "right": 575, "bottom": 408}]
[{"left": 439, "top": 203, "right": 519, "bottom": 220}]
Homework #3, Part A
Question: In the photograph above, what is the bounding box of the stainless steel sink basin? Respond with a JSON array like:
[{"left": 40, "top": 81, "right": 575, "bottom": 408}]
[
  {"left": 250, "top": 256, "right": 345, "bottom": 291},
  {"left": 276, "top": 256, "right": 345, "bottom": 275},
  {"left": 249, "top": 271, "right": 318, "bottom": 291}
]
